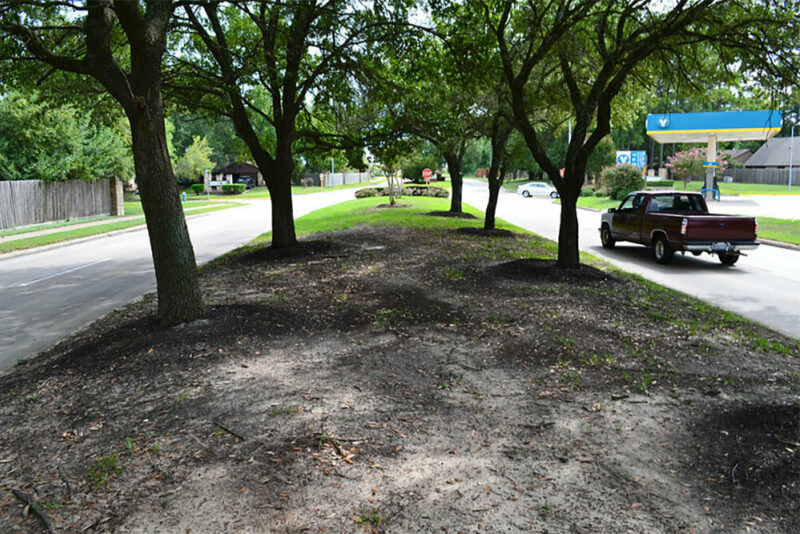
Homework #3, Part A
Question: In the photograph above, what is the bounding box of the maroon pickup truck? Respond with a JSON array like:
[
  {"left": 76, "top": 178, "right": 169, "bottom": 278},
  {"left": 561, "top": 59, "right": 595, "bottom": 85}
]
[{"left": 599, "top": 191, "right": 759, "bottom": 265}]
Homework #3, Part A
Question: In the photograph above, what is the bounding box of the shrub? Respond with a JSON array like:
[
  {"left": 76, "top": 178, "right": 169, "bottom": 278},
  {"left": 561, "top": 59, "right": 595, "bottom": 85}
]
[
  {"left": 666, "top": 148, "right": 730, "bottom": 188},
  {"left": 646, "top": 180, "right": 673, "bottom": 188},
  {"left": 354, "top": 186, "right": 448, "bottom": 199},
  {"left": 404, "top": 185, "right": 448, "bottom": 197},
  {"left": 580, "top": 186, "right": 594, "bottom": 197},
  {"left": 221, "top": 183, "right": 247, "bottom": 195},
  {"left": 190, "top": 183, "right": 205, "bottom": 195},
  {"left": 355, "top": 188, "right": 380, "bottom": 198},
  {"left": 301, "top": 177, "right": 314, "bottom": 187},
  {"left": 594, "top": 190, "right": 606, "bottom": 197},
  {"left": 599, "top": 164, "right": 644, "bottom": 200}
]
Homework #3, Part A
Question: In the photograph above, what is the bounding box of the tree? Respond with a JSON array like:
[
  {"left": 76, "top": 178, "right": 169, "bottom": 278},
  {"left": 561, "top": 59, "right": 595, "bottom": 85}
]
[
  {"left": 1, "top": 1, "right": 204, "bottom": 323},
  {"left": 483, "top": 0, "right": 798, "bottom": 268},
  {"left": 666, "top": 148, "right": 730, "bottom": 189},
  {"left": 363, "top": 28, "right": 482, "bottom": 213},
  {"left": 175, "top": 135, "right": 213, "bottom": 183},
  {"left": 174, "top": 1, "right": 404, "bottom": 248}
]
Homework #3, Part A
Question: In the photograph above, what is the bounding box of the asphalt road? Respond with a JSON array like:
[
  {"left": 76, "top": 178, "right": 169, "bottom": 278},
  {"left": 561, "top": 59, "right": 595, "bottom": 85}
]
[
  {"left": 462, "top": 179, "right": 800, "bottom": 340},
  {"left": 0, "top": 189, "right": 357, "bottom": 369}
]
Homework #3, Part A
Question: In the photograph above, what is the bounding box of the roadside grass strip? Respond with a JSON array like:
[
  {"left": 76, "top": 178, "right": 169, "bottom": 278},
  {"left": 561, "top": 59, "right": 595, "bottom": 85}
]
[{"left": 0, "top": 205, "right": 235, "bottom": 254}]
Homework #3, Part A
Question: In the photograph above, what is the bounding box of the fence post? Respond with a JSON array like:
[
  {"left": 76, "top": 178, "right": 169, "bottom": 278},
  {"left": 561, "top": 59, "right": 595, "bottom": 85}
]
[{"left": 110, "top": 176, "right": 125, "bottom": 216}]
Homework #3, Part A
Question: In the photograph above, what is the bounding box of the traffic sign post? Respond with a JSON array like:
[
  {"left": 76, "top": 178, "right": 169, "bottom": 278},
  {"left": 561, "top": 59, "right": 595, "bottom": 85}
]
[{"left": 422, "top": 168, "right": 433, "bottom": 183}]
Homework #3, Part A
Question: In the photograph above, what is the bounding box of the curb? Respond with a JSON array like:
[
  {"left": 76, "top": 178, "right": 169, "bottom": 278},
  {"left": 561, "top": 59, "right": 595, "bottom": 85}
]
[
  {"left": 759, "top": 238, "right": 800, "bottom": 252},
  {"left": 0, "top": 210, "right": 219, "bottom": 261}
]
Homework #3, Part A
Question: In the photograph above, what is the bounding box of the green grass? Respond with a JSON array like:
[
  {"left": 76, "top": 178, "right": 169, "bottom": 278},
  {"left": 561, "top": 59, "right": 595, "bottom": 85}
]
[
  {"left": 674, "top": 180, "right": 800, "bottom": 196},
  {"left": 577, "top": 196, "right": 619, "bottom": 211},
  {"left": 1, "top": 200, "right": 229, "bottom": 239},
  {"left": 0, "top": 216, "right": 109, "bottom": 238},
  {"left": 0, "top": 205, "right": 235, "bottom": 254},
  {"left": 237, "top": 196, "right": 605, "bottom": 265},
  {"left": 124, "top": 199, "right": 229, "bottom": 216},
  {"left": 757, "top": 217, "right": 800, "bottom": 245},
  {"left": 252, "top": 197, "right": 507, "bottom": 244},
  {"left": 240, "top": 177, "right": 384, "bottom": 199}
]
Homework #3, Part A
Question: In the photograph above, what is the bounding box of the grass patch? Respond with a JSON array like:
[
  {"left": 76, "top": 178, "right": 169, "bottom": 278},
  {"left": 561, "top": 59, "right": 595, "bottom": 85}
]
[
  {"left": 240, "top": 178, "right": 385, "bottom": 199},
  {"left": 0, "top": 205, "right": 235, "bottom": 254},
  {"left": 757, "top": 217, "right": 800, "bottom": 246},
  {"left": 123, "top": 199, "right": 229, "bottom": 216},
  {"left": 576, "top": 196, "right": 619, "bottom": 211},
  {"left": 674, "top": 180, "right": 800, "bottom": 196},
  {"left": 0, "top": 216, "right": 109, "bottom": 238}
]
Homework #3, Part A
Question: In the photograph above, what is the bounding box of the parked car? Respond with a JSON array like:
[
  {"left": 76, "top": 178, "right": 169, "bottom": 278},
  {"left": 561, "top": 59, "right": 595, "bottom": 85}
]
[
  {"left": 599, "top": 191, "right": 759, "bottom": 265},
  {"left": 235, "top": 176, "right": 256, "bottom": 189},
  {"left": 517, "top": 181, "right": 559, "bottom": 198}
]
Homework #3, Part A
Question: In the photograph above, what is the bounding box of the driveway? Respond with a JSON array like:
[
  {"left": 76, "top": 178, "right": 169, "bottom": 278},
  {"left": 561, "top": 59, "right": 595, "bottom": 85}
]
[
  {"left": 0, "top": 189, "right": 357, "bottom": 369},
  {"left": 462, "top": 179, "right": 800, "bottom": 339}
]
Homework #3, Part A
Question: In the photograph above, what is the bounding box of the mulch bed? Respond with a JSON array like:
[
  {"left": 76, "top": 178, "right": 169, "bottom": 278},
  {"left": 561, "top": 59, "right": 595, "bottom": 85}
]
[{"left": 1, "top": 225, "right": 797, "bottom": 533}]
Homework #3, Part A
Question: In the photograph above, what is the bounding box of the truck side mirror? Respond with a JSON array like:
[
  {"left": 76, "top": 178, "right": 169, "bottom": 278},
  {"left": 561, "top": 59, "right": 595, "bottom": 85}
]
[{"left": 607, "top": 208, "right": 617, "bottom": 213}]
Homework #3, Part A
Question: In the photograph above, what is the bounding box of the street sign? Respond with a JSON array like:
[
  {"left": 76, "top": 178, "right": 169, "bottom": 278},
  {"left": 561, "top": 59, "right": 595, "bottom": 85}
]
[
  {"left": 616, "top": 151, "right": 646, "bottom": 169},
  {"left": 631, "top": 151, "right": 647, "bottom": 169},
  {"left": 422, "top": 168, "right": 433, "bottom": 179}
]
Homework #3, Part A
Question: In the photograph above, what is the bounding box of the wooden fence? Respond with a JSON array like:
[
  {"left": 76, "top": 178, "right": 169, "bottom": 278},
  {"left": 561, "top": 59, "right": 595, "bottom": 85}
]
[
  {"left": 724, "top": 168, "right": 799, "bottom": 186},
  {"left": 0, "top": 179, "right": 111, "bottom": 230}
]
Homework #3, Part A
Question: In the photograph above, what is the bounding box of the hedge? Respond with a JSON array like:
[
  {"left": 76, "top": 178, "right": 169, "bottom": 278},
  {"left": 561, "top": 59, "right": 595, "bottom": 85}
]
[
  {"left": 355, "top": 185, "right": 448, "bottom": 198},
  {"left": 221, "top": 183, "right": 247, "bottom": 195},
  {"left": 646, "top": 180, "right": 674, "bottom": 188},
  {"left": 190, "top": 183, "right": 205, "bottom": 195}
]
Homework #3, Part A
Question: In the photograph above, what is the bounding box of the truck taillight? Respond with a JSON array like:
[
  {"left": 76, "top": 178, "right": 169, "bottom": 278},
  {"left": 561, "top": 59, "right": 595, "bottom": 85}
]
[
  {"left": 754, "top": 218, "right": 758, "bottom": 236},
  {"left": 681, "top": 218, "right": 688, "bottom": 236}
]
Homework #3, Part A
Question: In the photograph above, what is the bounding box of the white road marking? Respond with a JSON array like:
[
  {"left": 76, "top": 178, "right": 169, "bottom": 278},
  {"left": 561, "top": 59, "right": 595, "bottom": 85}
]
[{"left": 16, "top": 258, "right": 111, "bottom": 288}]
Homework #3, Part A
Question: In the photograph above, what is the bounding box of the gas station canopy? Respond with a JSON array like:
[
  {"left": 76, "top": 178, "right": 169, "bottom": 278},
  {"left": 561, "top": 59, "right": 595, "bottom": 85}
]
[{"left": 646, "top": 110, "right": 782, "bottom": 144}]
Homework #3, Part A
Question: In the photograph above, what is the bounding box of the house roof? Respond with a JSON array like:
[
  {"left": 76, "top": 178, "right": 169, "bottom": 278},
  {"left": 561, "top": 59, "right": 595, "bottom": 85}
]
[
  {"left": 723, "top": 148, "right": 753, "bottom": 165},
  {"left": 745, "top": 137, "right": 800, "bottom": 167},
  {"left": 216, "top": 162, "right": 260, "bottom": 175}
]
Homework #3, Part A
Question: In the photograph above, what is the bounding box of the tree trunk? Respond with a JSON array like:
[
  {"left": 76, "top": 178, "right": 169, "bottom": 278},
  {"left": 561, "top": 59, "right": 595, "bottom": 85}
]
[
  {"left": 445, "top": 153, "right": 463, "bottom": 213},
  {"left": 129, "top": 103, "right": 204, "bottom": 324},
  {"left": 484, "top": 169, "right": 501, "bottom": 230},
  {"left": 267, "top": 142, "right": 298, "bottom": 249},
  {"left": 268, "top": 171, "right": 297, "bottom": 248},
  {"left": 557, "top": 193, "right": 580, "bottom": 268}
]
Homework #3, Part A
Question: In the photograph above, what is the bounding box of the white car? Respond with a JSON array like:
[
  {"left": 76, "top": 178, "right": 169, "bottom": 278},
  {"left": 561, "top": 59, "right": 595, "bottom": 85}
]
[{"left": 517, "top": 181, "right": 559, "bottom": 198}]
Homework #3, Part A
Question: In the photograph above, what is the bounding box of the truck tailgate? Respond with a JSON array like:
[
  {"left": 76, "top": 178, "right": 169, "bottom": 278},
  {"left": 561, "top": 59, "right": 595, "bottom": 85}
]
[{"left": 685, "top": 215, "right": 756, "bottom": 241}]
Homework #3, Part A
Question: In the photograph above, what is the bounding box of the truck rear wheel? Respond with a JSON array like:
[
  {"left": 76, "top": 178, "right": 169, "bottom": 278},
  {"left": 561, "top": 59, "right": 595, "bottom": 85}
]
[
  {"left": 653, "top": 234, "right": 674, "bottom": 264},
  {"left": 601, "top": 225, "right": 616, "bottom": 249},
  {"left": 719, "top": 252, "right": 740, "bottom": 266}
]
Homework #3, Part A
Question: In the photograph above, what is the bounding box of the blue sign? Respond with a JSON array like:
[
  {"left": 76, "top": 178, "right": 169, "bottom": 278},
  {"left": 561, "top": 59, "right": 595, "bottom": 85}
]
[
  {"left": 631, "top": 151, "right": 647, "bottom": 169},
  {"left": 646, "top": 110, "right": 781, "bottom": 143},
  {"left": 616, "top": 150, "right": 646, "bottom": 169}
]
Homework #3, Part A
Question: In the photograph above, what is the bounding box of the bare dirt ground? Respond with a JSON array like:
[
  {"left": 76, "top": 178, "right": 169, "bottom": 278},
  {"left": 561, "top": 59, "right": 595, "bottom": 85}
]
[{"left": 1, "top": 221, "right": 798, "bottom": 533}]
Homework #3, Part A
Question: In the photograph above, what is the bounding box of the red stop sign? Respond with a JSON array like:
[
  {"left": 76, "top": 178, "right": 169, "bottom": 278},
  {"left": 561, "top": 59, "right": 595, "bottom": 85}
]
[{"left": 422, "top": 168, "right": 433, "bottom": 180}]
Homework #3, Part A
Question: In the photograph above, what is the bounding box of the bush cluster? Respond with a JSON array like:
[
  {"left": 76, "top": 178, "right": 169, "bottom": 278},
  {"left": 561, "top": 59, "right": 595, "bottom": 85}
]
[
  {"left": 580, "top": 186, "right": 594, "bottom": 197},
  {"left": 354, "top": 185, "right": 448, "bottom": 198},
  {"left": 190, "top": 183, "right": 205, "bottom": 195},
  {"left": 598, "top": 164, "right": 644, "bottom": 200},
  {"left": 221, "top": 183, "right": 247, "bottom": 195}
]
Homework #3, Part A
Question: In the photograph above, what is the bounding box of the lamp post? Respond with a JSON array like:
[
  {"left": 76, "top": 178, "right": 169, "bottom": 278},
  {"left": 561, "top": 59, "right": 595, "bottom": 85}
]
[{"left": 790, "top": 123, "right": 799, "bottom": 193}]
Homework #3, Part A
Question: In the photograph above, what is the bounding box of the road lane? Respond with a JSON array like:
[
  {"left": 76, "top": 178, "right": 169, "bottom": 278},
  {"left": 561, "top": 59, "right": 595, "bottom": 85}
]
[
  {"left": 0, "top": 188, "right": 357, "bottom": 369},
  {"left": 462, "top": 179, "right": 800, "bottom": 339}
]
